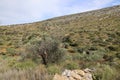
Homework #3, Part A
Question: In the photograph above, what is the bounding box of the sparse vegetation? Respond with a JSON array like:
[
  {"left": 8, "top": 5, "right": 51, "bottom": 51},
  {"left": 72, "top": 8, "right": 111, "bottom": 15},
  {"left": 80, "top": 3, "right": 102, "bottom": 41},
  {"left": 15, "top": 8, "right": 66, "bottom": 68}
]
[
  {"left": 0, "top": 5, "right": 120, "bottom": 80},
  {"left": 93, "top": 65, "right": 118, "bottom": 80},
  {"left": 0, "top": 65, "right": 51, "bottom": 80},
  {"left": 63, "top": 60, "right": 79, "bottom": 70},
  {"left": 6, "top": 48, "right": 17, "bottom": 56},
  {"left": 47, "top": 65, "right": 61, "bottom": 74}
]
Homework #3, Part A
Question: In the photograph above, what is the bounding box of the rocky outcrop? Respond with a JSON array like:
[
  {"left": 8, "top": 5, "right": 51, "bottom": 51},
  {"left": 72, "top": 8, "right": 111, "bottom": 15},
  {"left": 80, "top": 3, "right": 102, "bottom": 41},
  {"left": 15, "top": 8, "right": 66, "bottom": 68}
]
[{"left": 53, "top": 68, "right": 93, "bottom": 80}]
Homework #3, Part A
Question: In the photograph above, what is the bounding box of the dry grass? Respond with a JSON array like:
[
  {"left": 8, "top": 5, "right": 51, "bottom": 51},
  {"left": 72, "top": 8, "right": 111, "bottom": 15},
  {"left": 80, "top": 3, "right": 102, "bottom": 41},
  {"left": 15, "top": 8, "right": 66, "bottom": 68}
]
[{"left": 0, "top": 65, "right": 52, "bottom": 80}]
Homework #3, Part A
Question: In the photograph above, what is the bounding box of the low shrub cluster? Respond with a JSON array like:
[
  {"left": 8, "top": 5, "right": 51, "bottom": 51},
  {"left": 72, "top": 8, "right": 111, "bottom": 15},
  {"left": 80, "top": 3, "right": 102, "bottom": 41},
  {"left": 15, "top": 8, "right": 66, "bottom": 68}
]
[{"left": 93, "top": 65, "right": 119, "bottom": 80}]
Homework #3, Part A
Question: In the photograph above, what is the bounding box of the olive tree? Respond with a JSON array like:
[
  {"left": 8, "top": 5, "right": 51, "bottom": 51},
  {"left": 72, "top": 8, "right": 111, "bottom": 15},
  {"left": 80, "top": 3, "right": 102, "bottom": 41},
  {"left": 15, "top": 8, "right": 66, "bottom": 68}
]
[{"left": 24, "top": 37, "right": 64, "bottom": 65}]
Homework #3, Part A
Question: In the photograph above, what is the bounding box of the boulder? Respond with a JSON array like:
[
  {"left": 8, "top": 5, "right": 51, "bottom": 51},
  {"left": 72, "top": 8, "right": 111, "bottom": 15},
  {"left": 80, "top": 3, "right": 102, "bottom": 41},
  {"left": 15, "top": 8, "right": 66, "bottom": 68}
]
[
  {"left": 83, "top": 73, "right": 93, "bottom": 80},
  {"left": 73, "top": 70, "right": 85, "bottom": 76},
  {"left": 71, "top": 71, "right": 82, "bottom": 80},
  {"left": 53, "top": 73, "right": 68, "bottom": 80},
  {"left": 53, "top": 68, "right": 93, "bottom": 80},
  {"left": 62, "top": 69, "right": 71, "bottom": 77}
]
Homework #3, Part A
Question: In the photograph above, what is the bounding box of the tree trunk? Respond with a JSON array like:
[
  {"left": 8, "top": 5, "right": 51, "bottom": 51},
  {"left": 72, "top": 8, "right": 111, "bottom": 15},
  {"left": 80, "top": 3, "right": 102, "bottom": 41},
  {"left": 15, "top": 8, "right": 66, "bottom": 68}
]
[{"left": 41, "top": 55, "right": 47, "bottom": 65}]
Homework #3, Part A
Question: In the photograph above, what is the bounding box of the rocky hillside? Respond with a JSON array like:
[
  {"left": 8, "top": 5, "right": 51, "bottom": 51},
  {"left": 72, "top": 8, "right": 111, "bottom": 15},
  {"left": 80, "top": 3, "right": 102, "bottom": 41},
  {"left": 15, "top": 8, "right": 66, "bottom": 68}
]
[
  {"left": 0, "top": 5, "right": 120, "bottom": 50},
  {"left": 0, "top": 5, "right": 120, "bottom": 80}
]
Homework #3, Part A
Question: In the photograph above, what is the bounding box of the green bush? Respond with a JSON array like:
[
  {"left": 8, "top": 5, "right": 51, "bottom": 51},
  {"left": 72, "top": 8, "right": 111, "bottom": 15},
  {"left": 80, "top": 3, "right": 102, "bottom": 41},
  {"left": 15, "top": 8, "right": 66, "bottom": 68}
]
[
  {"left": 78, "top": 49, "right": 106, "bottom": 61},
  {"left": 0, "top": 41, "right": 3, "bottom": 45},
  {"left": 24, "top": 37, "right": 64, "bottom": 65},
  {"left": 93, "top": 65, "right": 117, "bottom": 80},
  {"left": 107, "top": 45, "right": 117, "bottom": 51},
  {"left": 12, "top": 60, "right": 36, "bottom": 69},
  {"left": 6, "top": 48, "right": 17, "bottom": 56},
  {"left": 116, "top": 52, "right": 120, "bottom": 59},
  {"left": 63, "top": 61, "right": 79, "bottom": 70},
  {"left": 47, "top": 65, "right": 61, "bottom": 74}
]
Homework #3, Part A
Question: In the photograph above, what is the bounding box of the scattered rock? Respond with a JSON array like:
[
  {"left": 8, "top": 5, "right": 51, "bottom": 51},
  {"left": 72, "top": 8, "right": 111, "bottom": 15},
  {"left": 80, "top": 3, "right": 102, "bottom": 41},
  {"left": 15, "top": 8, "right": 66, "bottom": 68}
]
[
  {"left": 83, "top": 73, "right": 93, "bottom": 80},
  {"left": 53, "top": 68, "right": 93, "bottom": 80},
  {"left": 73, "top": 70, "right": 85, "bottom": 76},
  {"left": 62, "top": 69, "right": 71, "bottom": 77},
  {"left": 71, "top": 71, "right": 82, "bottom": 80},
  {"left": 53, "top": 73, "right": 68, "bottom": 80},
  {"left": 84, "top": 68, "right": 93, "bottom": 73}
]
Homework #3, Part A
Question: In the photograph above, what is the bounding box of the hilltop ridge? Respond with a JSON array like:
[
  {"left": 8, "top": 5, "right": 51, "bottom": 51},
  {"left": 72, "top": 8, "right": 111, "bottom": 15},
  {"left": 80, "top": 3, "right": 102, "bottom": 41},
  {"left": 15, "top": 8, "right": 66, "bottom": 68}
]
[{"left": 3, "top": 5, "right": 120, "bottom": 27}]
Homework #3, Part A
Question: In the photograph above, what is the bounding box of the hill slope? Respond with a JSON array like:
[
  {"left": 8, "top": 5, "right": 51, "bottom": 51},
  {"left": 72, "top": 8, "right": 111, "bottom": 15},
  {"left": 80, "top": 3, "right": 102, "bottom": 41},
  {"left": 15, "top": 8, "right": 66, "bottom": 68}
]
[
  {"left": 0, "top": 5, "right": 120, "bottom": 53},
  {"left": 0, "top": 5, "right": 120, "bottom": 80}
]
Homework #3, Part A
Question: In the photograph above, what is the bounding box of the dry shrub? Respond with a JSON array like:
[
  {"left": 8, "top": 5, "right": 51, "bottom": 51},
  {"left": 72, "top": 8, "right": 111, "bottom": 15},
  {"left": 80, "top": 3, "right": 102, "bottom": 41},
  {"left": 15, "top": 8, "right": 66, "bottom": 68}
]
[{"left": 0, "top": 65, "right": 52, "bottom": 80}]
